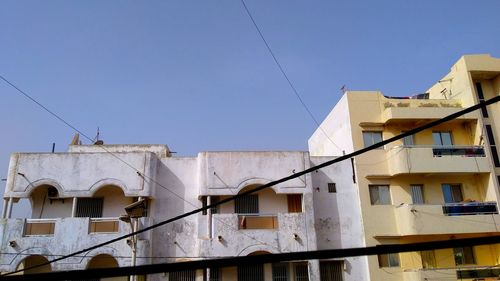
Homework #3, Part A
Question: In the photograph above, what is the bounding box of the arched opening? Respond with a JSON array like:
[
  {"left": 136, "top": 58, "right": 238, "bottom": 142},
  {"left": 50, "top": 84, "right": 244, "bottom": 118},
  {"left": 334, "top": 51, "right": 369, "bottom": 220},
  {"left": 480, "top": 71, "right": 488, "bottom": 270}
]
[
  {"left": 87, "top": 254, "right": 127, "bottom": 281},
  {"left": 76, "top": 185, "right": 133, "bottom": 218},
  {"left": 237, "top": 251, "right": 270, "bottom": 281},
  {"left": 16, "top": 255, "right": 51, "bottom": 274},
  {"left": 30, "top": 184, "right": 70, "bottom": 219},
  {"left": 76, "top": 185, "right": 134, "bottom": 233}
]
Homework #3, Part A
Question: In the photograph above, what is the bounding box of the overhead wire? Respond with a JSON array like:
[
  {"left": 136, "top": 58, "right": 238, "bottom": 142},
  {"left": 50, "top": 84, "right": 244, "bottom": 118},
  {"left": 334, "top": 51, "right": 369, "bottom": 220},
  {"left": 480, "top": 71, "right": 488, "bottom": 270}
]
[
  {"left": 239, "top": 0, "right": 342, "bottom": 151},
  {"left": 3, "top": 235, "right": 500, "bottom": 281},
  {"left": 0, "top": 74, "right": 278, "bottom": 272},
  {"left": 1, "top": 89, "right": 498, "bottom": 276}
]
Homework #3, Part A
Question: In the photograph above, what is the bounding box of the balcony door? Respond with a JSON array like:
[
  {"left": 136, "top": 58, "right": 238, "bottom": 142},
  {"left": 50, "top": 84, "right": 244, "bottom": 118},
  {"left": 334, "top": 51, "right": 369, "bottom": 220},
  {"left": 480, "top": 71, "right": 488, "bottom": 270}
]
[
  {"left": 441, "top": 184, "right": 463, "bottom": 203},
  {"left": 433, "top": 131, "right": 453, "bottom": 146}
]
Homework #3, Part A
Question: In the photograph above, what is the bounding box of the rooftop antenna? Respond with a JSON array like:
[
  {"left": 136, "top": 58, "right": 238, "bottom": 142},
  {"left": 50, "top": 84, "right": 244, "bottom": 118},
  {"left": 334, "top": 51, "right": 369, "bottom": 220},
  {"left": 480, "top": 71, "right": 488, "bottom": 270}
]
[
  {"left": 340, "top": 85, "right": 348, "bottom": 94},
  {"left": 94, "top": 127, "right": 104, "bottom": 145}
]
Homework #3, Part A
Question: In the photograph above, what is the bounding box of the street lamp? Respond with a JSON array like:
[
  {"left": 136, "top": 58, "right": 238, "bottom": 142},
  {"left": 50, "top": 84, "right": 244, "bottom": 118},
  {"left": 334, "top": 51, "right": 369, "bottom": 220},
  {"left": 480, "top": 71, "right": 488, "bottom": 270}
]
[{"left": 120, "top": 199, "right": 147, "bottom": 281}]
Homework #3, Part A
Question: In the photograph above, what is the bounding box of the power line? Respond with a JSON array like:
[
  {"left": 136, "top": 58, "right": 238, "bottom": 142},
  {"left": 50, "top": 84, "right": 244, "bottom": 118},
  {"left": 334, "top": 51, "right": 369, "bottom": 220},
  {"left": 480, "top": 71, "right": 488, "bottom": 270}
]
[
  {"left": 3, "top": 235, "right": 500, "bottom": 281},
  {"left": 3, "top": 94, "right": 499, "bottom": 276},
  {"left": 0, "top": 75, "right": 278, "bottom": 271},
  {"left": 239, "top": 0, "right": 342, "bottom": 151}
]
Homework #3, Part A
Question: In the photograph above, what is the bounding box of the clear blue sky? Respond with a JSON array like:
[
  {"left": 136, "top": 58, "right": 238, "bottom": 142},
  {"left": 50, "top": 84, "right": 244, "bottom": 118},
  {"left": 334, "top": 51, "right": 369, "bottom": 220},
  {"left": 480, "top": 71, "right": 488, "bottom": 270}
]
[{"left": 1, "top": 1, "right": 500, "bottom": 203}]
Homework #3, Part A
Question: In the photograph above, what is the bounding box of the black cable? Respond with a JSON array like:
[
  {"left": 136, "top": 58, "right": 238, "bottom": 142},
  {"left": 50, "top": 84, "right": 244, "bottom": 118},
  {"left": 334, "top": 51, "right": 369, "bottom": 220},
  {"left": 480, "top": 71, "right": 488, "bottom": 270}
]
[
  {"left": 3, "top": 95, "right": 499, "bottom": 276},
  {"left": 3, "top": 235, "right": 500, "bottom": 281},
  {"left": 239, "top": 0, "right": 342, "bottom": 150}
]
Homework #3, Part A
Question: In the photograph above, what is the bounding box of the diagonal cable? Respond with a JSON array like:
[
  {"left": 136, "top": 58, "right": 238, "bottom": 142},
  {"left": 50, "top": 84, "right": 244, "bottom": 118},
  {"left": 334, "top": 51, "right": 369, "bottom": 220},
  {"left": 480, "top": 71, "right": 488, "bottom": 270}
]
[{"left": 239, "top": 0, "right": 341, "bottom": 151}]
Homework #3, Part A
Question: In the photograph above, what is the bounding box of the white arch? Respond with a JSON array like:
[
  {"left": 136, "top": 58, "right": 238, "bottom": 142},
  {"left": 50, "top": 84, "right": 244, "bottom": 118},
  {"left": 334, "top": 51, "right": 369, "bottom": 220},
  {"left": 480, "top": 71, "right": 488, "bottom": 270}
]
[
  {"left": 235, "top": 177, "right": 279, "bottom": 194},
  {"left": 24, "top": 179, "right": 65, "bottom": 197},
  {"left": 238, "top": 244, "right": 277, "bottom": 256},
  {"left": 88, "top": 178, "right": 129, "bottom": 196}
]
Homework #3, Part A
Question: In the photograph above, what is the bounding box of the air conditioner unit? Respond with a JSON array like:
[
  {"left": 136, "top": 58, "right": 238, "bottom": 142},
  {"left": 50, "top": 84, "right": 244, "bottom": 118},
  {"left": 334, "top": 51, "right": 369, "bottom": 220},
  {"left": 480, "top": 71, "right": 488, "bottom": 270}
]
[{"left": 47, "top": 187, "right": 59, "bottom": 199}]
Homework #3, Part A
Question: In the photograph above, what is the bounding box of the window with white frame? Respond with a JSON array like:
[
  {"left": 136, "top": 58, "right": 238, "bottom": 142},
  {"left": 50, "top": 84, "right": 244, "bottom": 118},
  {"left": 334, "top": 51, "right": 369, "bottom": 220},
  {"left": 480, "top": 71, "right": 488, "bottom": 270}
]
[
  {"left": 433, "top": 131, "right": 453, "bottom": 146},
  {"left": 410, "top": 184, "right": 424, "bottom": 204},
  {"left": 378, "top": 253, "right": 400, "bottom": 267},
  {"left": 402, "top": 131, "right": 415, "bottom": 146},
  {"left": 362, "top": 131, "right": 383, "bottom": 148},
  {"left": 369, "top": 185, "right": 391, "bottom": 205}
]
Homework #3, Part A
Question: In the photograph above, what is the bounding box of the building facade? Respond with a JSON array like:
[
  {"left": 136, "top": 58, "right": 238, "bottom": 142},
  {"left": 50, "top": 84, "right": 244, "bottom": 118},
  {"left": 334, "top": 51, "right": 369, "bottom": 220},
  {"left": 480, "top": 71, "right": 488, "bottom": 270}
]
[
  {"left": 0, "top": 54, "right": 499, "bottom": 281},
  {"left": 0, "top": 145, "right": 364, "bottom": 281},
  {"left": 309, "top": 54, "right": 500, "bottom": 280}
]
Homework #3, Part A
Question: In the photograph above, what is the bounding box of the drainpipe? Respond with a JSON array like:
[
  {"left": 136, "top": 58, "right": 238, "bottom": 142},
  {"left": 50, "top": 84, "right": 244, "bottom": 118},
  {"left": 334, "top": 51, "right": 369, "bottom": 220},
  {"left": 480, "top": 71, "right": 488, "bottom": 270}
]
[
  {"left": 207, "top": 196, "right": 212, "bottom": 239},
  {"left": 6, "top": 197, "right": 13, "bottom": 219},
  {"left": 71, "top": 198, "right": 77, "bottom": 217},
  {"left": 1, "top": 198, "right": 8, "bottom": 219}
]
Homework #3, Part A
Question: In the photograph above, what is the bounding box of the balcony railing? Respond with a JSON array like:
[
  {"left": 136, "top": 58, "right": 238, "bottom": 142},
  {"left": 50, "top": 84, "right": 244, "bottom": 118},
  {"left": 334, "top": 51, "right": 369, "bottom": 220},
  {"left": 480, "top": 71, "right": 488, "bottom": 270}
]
[
  {"left": 443, "top": 202, "right": 498, "bottom": 216},
  {"left": 238, "top": 214, "right": 278, "bottom": 230},
  {"left": 23, "top": 219, "right": 56, "bottom": 236},
  {"left": 432, "top": 145, "right": 485, "bottom": 157},
  {"left": 89, "top": 217, "right": 120, "bottom": 233}
]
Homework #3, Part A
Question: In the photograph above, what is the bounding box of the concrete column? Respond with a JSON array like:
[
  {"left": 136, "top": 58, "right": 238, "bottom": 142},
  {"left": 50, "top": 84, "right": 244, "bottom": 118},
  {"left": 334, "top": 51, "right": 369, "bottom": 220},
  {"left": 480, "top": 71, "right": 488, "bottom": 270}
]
[
  {"left": 207, "top": 196, "right": 213, "bottom": 239},
  {"left": 71, "top": 197, "right": 77, "bottom": 217},
  {"left": 308, "top": 260, "right": 321, "bottom": 281},
  {"left": 1, "top": 198, "right": 8, "bottom": 219},
  {"left": 6, "top": 197, "right": 14, "bottom": 219}
]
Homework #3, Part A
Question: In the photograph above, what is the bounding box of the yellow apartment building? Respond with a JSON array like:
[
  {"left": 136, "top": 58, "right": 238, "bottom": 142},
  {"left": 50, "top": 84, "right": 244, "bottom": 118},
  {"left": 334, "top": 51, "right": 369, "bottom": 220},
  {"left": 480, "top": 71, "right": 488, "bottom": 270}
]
[{"left": 309, "top": 54, "right": 500, "bottom": 281}]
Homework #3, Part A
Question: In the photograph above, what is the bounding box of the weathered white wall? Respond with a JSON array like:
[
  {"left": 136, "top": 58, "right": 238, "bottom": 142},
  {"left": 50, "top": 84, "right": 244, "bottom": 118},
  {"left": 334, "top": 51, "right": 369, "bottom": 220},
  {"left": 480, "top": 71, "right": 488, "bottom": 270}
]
[
  {"left": 308, "top": 94, "right": 354, "bottom": 156},
  {"left": 5, "top": 152, "right": 158, "bottom": 198},
  {"left": 310, "top": 156, "right": 369, "bottom": 281}
]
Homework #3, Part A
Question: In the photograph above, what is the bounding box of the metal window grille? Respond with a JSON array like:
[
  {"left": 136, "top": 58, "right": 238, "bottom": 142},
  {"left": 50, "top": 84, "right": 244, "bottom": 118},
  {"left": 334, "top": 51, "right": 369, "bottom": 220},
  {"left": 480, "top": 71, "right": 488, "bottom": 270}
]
[
  {"left": 170, "top": 270, "right": 196, "bottom": 281},
  {"left": 320, "top": 261, "right": 343, "bottom": 281},
  {"left": 411, "top": 185, "right": 424, "bottom": 204},
  {"left": 235, "top": 194, "right": 259, "bottom": 214},
  {"left": 75, "top": 198, "right": 103, "bottom": 218},
  {"left": 238, "top": 264, "right": 264, "bottom": 281},
  {"left": 294, "top": 262, "right": 309, "bottom": 281},
  {"left": 328, "top": 183, "right": 337, "bottom": 193},
  {"left": 209, "top": 267, "right": 220, "bottom": 281},
  {"left": 272, "top": 263, "right": 289, "bottom": 281}
]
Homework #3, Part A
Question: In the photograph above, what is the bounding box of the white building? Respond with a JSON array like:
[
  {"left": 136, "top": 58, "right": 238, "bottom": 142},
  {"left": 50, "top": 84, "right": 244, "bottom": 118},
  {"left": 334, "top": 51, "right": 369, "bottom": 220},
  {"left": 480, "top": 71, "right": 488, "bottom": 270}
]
[{"left": 0, "top": 142, "right": 367, "bottom": 281}]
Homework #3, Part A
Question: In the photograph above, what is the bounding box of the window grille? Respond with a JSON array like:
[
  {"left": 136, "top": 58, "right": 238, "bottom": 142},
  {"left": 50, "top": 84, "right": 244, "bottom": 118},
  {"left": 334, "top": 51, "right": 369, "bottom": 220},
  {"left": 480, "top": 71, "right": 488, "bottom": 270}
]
[
  {"left": 320, "top": 261, "right": 343, "bottom": 281},
  {"left": 327, "top": 183, "right": 337, "bottom": 193},
  {"left": 170, "top": 270, "right": 196, "bottom": 281},
  {"left": 75, "top": 198, "right": 103, "bottom": 218},
  {"left": 235, "top": 195, "right": 259, "bottom": 214},
  {"left": 272, "top": 263, "right": 288, "bottom": 281},
  {"left": 238, "top": 264, "right": 264, "bottom": 281},
  {"left": 294, "top": 262, "right": 309, "bottom": 281}
]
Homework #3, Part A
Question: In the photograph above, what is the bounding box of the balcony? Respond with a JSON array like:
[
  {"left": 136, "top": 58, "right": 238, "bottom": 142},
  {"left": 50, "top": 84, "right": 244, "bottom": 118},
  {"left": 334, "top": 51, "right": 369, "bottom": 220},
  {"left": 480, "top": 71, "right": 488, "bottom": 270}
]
[
  {"left": 443, "top": 202, "right": 498, "bottom": 216},
  {"left": 0, "top": 217, "right": 152, "bottom": 272},
  {"left": 89, "top": 218, "right": 120, "bottom": 233},
  {"left": 23, "top": 219, "right": 56, "bottom": 236},
  {"left": 403, "top": 267, "right": 500, "bottom": 281},
  {"left": 387, "top": 146, "right": 490, "bottom": 176},
  {"left": 238, "top": 214, "right": 278, "bottom": 230},
  {"left": 394, "top": 204, "right": 500, "bottom": 236},
  {"left": 381, "top": 99, "right": 477, "bottom": 124}
]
